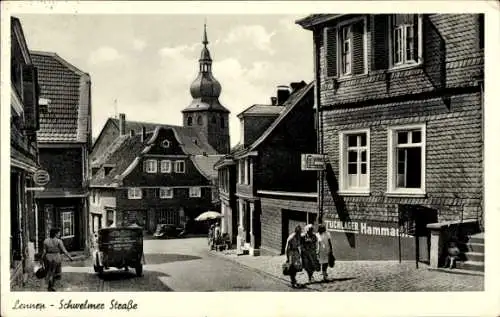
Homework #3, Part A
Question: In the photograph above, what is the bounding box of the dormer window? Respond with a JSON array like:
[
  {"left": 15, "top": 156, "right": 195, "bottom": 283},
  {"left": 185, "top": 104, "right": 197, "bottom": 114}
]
[
  {"left": 104, "top": 166, "right": 113, "bottom": 176},
  {"left": 161, "top": 139, "right": 170, "bottom": 148}
]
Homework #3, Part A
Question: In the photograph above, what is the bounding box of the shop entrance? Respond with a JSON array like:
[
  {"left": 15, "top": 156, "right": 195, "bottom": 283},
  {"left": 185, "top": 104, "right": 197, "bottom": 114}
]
[{"left": 398, "top": 205, "right": 438, "bottom": 266}]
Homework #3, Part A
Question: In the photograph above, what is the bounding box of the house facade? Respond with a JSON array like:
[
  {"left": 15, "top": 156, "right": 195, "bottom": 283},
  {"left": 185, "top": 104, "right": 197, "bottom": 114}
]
[
  {"left": 217, "top": 81, "right": 317, "bottom": 255},
  {"left": 90, "top": 25, "right": 228, "bottom": 233},
  {"left": 297, "top": 14, "right": 484, "bottom": 261},
  {"left": 90, "top": 126, "right": 223, "bottom": 232},
  {"left": 10, "top": 17, "right": 41, "bottom": 286},
  {"left": 31, "top": 51, "right": 92, "bottom": 253}
]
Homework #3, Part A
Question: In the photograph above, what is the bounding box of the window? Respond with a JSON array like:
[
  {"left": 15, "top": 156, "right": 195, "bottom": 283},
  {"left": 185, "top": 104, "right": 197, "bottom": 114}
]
[
  {"left": 197, "top": 116, "right": 203, "bottom": 126},
  {"left": 220, "top": 116, "right": 225, "bottom": 128},
  {"left": 211, "top": 116, "right": 217, "bottom": 124},
  {"left": 189, "top": 187, "right": 201, "bottom": 198},
  {"left": 175, "top": 160, "right": 185, "bottom": 173},
  {"left": 160, "top": 160, "right": 172, "bottom": 173},
  {"left": 391, "top": 14, "right": 420, "bottom": 67},
  {"left": 387, "top": 124, "right": 426, "bottom": 196},
  {"left": 157, "top": 209, "right": 178, "bottom": 225},
  {"left": 144, "top": 159, "right": 157, "bottom": 173},
  {"left": 187, "top": 116, "right": 193, "bottom": 126},
  {"left": 238, "top": 160, "right": 245, "bottom": 184},
  {"left": 161, "top": 139, "right": 170, "bottom": 148},
  {"left": 339, "top": 130, "right": 370, "bottom": 194},
  {"left": 340, "top": 25, "right": 352, "bottom": 75},
  {"left": 106, "top": 209, "right": 115, "bottom": 227},
  {"left": 91, "top": 190, "right": 97, "bottom": 204},
  {"left": 159, "top": 187, "right": 174, "bottom": 199},
  {"left": 128, "top": 187, "right": 142, "bottom": 200},
  {"left": 61, "top": 210, "right": 74, "bottom": 238}
]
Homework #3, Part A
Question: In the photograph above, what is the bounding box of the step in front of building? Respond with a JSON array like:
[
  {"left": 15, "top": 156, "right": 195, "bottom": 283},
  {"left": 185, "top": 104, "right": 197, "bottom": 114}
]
[{"left": 456, "top": 233, "right": 484, "bottom": 274}]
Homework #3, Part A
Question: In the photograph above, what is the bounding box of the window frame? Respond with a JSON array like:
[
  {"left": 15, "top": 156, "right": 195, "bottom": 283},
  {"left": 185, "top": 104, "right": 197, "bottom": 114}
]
[
  {"left": 174, "top": 160, "right": 185, "bottom": 173},
  {"left": 339, "top": 24, "right": 352, "bottom": 76},
  {"left": 61, "top": 210, "right": 75, "bottom": 238},
  {"left": 338, "top": 128, "right": 371, "bottom": 195},
  {"left": 386, "top": 123, "right": 426, "bottom": 197},
  {"left": 127, "top": 187, "right": 143, "bottom": 200},
  {"left": 145, "top": 159, "right": 158, "bottom": 173},
  {"left": 159, "top": 187, "right": 174, "bottom": 199},
  {"left": 160, "top": 160, "right": 172, "bottom": 173},
  {"left": 189, "top": 186, "right": 202, "bottom": 198},
  {"left": 388, "top": 14, "right": 423, "bottom": 70}
]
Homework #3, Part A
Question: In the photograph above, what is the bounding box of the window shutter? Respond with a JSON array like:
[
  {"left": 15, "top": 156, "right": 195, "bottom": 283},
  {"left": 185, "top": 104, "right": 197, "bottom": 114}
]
[
  {"left": 22, "top": 64, "right": 39, "bottom": 132},
  {"left": 413, "top": 14, "right": 420, "bottom": 62},
  {"left": 352, "top": 20, "right": 365, "bottom": 75},
  {"left": 372, "top": 14, "right": 390, "bottom": 70},
  {"left": 324, "top": 26, "right": 337, "bottom": 77}
]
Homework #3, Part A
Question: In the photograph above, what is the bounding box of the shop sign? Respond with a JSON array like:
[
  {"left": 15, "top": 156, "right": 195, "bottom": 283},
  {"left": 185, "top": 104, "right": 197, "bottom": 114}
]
[
  {"left": 33, "top": 169, "right": 50, "bottom": 186},
  {"left": 325, "top": 220, "right": 412, "bottom": 238},
  {"left": 301, "top": 154, "right": 325, "bottom": 171}
]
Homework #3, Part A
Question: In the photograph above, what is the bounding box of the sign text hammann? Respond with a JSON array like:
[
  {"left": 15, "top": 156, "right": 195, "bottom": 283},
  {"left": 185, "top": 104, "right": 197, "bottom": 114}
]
[{"left": 325, "top": 220, "right": 412, "bottom": 238}]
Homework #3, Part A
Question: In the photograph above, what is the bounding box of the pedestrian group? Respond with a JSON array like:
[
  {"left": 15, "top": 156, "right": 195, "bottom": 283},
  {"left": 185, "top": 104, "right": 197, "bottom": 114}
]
[{"left": 283, "top": 223, "right": 335, "bottom": 288}]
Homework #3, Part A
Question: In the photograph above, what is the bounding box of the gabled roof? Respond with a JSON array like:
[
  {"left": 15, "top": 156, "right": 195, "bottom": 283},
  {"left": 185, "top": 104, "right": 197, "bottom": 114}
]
[
  {"left": 90, "top": 133, "right": 149, "bottom": 187},
  {"left": 295, "top": 14, "right": 347, "bottom": 29},
  {"left": 90, "top": 126, "right": 219, "bottom": 188},
  {"left": 237, "top": 104, "right": 286, "bottom": 118},
  {"left": 91, "top": 134, "right": 130, "bottom": 168},
  {"left": 30, "top": 51, "right": 91, "bottom": 144},
  {"left": 233, "top": 81, "right": 314, "bottom": 158},
  {"left": 192, "top": 155, "right": 225, "bottom": 180}
]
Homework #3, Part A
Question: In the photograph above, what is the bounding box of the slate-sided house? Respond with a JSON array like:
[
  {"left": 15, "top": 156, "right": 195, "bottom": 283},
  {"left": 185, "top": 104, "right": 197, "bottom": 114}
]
[
  {"left": 216, "top": 81, "right": 316, "bottom": 255},
  {"left": 90, "top": 126, "right": 223, "bottom": 233},
  {"left": 31, "top": 51, "right": 92, "bottom": 253},
  {"left": 297, "top": 14, "right": 484, "bottom": 265},
  {"left": 10, "top": 17, "right": 41, "bottom": 286}
]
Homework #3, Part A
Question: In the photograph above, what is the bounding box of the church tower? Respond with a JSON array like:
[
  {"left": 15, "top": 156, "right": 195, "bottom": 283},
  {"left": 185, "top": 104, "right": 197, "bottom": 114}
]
[{"left": 182, "top": 24, "right": 230, "bottom": 154}]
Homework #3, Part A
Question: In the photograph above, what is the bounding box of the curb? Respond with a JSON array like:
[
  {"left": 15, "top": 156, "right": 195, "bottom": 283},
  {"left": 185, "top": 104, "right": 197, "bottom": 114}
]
[
  {"left": 208, "top": 251, "right": 319, "bottom": 292},
  {"left": 426, "top": 267, "right": 484, "bottom": 277}
]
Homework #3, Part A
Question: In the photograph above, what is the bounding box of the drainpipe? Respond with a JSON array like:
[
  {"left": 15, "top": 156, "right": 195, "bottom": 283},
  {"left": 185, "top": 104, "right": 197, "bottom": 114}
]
[{"left": 313, "top": 28, "right": 323, "bottom": 224}]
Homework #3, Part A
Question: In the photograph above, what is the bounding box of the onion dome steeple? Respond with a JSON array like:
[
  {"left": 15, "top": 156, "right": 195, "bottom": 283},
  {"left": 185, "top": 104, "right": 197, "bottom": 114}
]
[{"left": 182, "top": 23, "right": 229, "bottom": 113}]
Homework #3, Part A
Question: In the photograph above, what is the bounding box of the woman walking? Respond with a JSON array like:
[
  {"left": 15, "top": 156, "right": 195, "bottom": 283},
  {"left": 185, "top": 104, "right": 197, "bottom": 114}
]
[
  {"left": 316, "top": 224, "right": 333, "bottom": 281},
  {"left": 40, "top": 228, "right": 73, "bottom": 291},
  {"left": 301, "top": 224, "right": 319, "bottom": 283},
  {"left": 285, "top": 225, "right": 303, "bottom": 288}
]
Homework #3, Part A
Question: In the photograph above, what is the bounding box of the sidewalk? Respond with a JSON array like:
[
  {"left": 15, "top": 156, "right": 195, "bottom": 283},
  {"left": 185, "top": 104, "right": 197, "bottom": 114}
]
[{"left": 211, "top": 249, "right": 484, "bottom": 292}]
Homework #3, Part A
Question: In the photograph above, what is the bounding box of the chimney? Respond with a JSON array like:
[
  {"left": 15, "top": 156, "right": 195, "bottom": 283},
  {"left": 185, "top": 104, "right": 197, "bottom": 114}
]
[
  {"left": 277, "top": 85, "right": 290, "bottom": 105},
  {"left": 270, "top": 97, "right": 277, "bottom": 106},
  {"left": 141, "top": 126, "right": 146, "bottom": 142},
  {"left": 118, "top": 113, "right": 126, "bottom": 136},
  {"left": 290, "top": 81, "right": 307, "bottom": 93}
]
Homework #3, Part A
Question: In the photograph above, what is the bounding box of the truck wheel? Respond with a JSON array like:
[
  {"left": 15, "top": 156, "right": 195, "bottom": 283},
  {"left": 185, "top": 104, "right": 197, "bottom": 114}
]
[
  {"left": 94, "top": 254, "right": 104, "bottom": 276},
  {"left": 135, "top": 264, "right": 143, "bottom": 277}
]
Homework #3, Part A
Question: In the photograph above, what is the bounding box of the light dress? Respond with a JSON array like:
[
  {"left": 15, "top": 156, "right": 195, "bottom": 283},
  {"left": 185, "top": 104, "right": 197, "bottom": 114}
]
[{"left": 316, "top": 231, "right": 332, "bottom": 264}]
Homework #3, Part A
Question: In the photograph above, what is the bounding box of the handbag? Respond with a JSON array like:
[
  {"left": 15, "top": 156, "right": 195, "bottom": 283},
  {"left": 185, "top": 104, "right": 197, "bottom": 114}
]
[
  {"left": 328, "top": 238, "right": 335, "bottom": 268},
  {"left": 35, "top": 264, "right": 47, "bottom": 279},
  {"left": 328, "top": 252, "right": 336, "bottom": 268},
  {"left": 282, "top": 261, "right": 291, "bottom": 276}
]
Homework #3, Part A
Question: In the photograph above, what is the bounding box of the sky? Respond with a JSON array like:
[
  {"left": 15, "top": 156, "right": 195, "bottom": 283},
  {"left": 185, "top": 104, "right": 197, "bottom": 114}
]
[{"left": 17, "top": 14, "right": 314, "bottom": 147}]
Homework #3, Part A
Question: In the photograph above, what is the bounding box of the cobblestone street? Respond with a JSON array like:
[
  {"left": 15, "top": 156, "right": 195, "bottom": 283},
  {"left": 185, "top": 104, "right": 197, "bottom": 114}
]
[
  {"left": 12, "top": 237, "right": 484, "bottom": 292},
  {"left": 212, "top": 249, "right": 484, "bottom": 292}
]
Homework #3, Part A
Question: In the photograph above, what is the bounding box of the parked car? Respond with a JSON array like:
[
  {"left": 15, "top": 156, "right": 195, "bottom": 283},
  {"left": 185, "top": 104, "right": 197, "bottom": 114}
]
[{"left": 153, "top": 224, "right": 183, "bottom": 239}]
